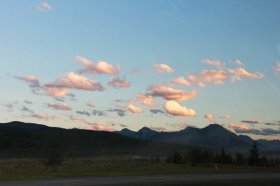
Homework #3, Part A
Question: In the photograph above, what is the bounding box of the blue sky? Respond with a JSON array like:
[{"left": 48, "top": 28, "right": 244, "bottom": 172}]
[{"left": 0, "top": 0, "right": 280, "bottom": 139}]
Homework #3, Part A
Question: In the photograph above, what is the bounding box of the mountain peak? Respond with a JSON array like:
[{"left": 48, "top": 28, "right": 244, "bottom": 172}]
[
  {"left": 138, "top": 127, "right": 156, "bottom": 133},
  {"left": 203, "top": 124, "right": 228, "bottom": 131},
  {"left": 180, "top": 126, "right": 199, "bottom": 133},
  {"left": 120, "top": 128, "right": 133, "bottom": 132},
  {"left": 3, "top": 121, "right": 48, "bottom": 129}
]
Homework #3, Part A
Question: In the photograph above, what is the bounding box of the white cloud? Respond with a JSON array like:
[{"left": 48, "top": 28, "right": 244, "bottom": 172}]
[
  {"left": 37, "top": 2, "right": 52, "bottom": 11},
  {"left": 164, "top": 101, "right": 196, "bottom": 117},
  {"left": 154, "top": 64, "right": 174, "bottom": 73}
]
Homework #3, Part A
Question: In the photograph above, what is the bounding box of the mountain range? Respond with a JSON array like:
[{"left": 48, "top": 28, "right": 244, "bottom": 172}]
[
  {"left": 0, "top": 121, "right": 187, "bottom": 158},
  {"left": 117, "top": 124, "right": 280, "bottom": 152},
  {"left": 0, "top": 121, "right": 279, "bottom": 158}
]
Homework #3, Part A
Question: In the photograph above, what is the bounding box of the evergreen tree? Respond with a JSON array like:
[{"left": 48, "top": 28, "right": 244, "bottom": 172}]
[
  {"left": 166, "top": 151, "right": 184, "bottom": 164},
  {"left": 235, "top": 152, "right": 246, "bottom": 166},
  {"left": 260, "top": 155, "right": 269, "bottom": 167},
  {"left": 218, "top": 147, "right": 227, "bottom": 164},
  {"left": 187, "top": 148, "right": 203, "bottom": 166},
  {"left": 248, "top": 141, "right": 260, "bottom": 167},
  {"left": 172, "top": 151, "right": 184, "bottom": 164}
]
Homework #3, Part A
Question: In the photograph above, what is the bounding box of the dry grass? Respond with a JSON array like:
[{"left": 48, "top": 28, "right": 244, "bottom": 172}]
[{"left": 0, "top": 158, "right": 279, "bottom": 180}]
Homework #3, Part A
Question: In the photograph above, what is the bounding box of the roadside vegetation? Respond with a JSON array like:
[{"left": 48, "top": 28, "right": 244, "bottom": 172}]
[
  {"left": 0, "top": 143, "right": 280, "bottom": 180},
  {"left": 166, "top": 141, "right": 280, "bottom": 168},
  {"left": 0, "top": 141, "right": 279, "bottom": 180},
  {"left": 0, "top": 157, "right": 280, "bottom": 180}
]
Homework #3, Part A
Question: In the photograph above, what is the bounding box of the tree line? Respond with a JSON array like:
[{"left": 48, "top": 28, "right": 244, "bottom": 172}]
[{"left": 166, "top": 141, "right": 280, "bottom": 167}]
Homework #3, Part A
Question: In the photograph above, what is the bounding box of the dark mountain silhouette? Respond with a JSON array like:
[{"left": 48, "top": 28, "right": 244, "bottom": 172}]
[
  {"left": 118, "top": 124, "right": 280, "bottom": 152},
  {"left": 0, "top": 121, "right": 279, "bottom": 158},
  {"left": 258, "top": 139, "right": 280, "bottom": 151},
  {"left": 0, "top": 121, "right": 188, "bottom": 158}
]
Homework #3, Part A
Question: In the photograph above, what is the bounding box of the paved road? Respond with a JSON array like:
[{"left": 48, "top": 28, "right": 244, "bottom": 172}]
[{"left": 0, "top": 173, "right": 279, "bottom": 186}]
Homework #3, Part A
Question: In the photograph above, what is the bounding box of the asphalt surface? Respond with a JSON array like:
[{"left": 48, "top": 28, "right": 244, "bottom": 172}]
[{"left": 0, "top": 173, "right": 279, "bottom": 186}]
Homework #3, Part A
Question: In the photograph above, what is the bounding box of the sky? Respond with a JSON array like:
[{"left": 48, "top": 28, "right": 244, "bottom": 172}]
[{"left": 0, "top": 0, "right": 280, "bottom": 140}]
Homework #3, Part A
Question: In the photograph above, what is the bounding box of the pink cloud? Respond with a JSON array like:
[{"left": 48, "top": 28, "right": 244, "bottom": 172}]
[
  {"left": 188, "top": 70, "right": 230, "bottom": 86},
  {"left": 229, "top": 68, "right": 264, "bottom": 80},
  {"left": 43, "top": 86, "right": 70, "bottom": 97},
  {"left": 171, "top": 76, "right": 191, "bottom": 87},
  {"left": 163, "top": 100, "right": 196, "bottom": 117},
  {"left": 108, "top": 77, "right": 130, "bottom": 88},
  {"left": 202, "top": 59, "right": 225, "bottom": 69},
  {"left": 15, "top": 75, "right": 40, "bottom": 88},
  {"left": 75, "top": 56, "right": 119, "bottom": 75},
  {"left": 87, "top": 102, "right": 95, "bottom": 108},
  {"left": 229, "top": 124, "right": 280, "bottom": 136},
  {"left": 149, "top": 85, "right": 197, "bottom": 101},
  {"left": 196, "top": 81, "right": 206, "bottom": 87},
  {"left": 229, "top": 124, "right": 250, "bottom": 130},
  {"left": 69, "top": 115, "right": 86, "bottom": 123},
  {"left": 85, "top": 122, "right": 114, "bottom": 132},
  {"left": 44, "top": 72, "right": 105, "bottom": 97},
  {"left": 274, "top": 62, "right": 280, "bottom": 72},
  {"left": 126, "top": 104, "right": 144, "bottom": 113},
  {"left": 69, "top": 115, "right": 114, "bottom": 132},
  {"left": 130, "top": 94, "right": 155, "bottom": 107},
  {"left": 52, "top": 72, "right": 105, "bottom": 91},
  {"left": 187, "top": 75, "right": 206, "bottom": 87},
  {"left": 204, "top": 114, "right": 215, "bottom": 121},
  {"left": 265, "top": 137, "right": 280, "bottom": 141},
  {"left": 47, "top": 103, "right": 72, "bottom": 111},
  {"left": 37, "top": 2, "right": 52, "bottom": 11},
  {"left": 187, "top": 60, "right": 264, "bottom": 87},
  {"left": 31, "top": 113, "right": 50, "bottom": 120},
  {"left": 154, "top": 64, "right": 174, "bottom": 73},
  {"left": 199, "top": 70, "right": 229, "bottom": 84}
]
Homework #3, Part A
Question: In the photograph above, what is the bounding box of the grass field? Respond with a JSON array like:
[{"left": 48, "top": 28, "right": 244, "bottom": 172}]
[{"left": 0, "top": 158, "right": 280, "bottom": 180}]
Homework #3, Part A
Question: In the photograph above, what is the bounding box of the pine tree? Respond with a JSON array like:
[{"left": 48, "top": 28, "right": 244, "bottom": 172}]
[
  {"left": 235, "top": 152, "right": 246, "bottom": 166},
  {"left": 248, "top": 141, "right": 260, "bottom": 167}
]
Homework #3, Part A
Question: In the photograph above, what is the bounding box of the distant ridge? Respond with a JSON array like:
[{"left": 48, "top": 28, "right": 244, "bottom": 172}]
[
  {"left": 0, "top": 121, "right": 188, "bottom": 158},
  {"left": 0, "top": 121, "right": 279, "bottom": 158},
  {"left": 2, "top": 121, "right": 48, "bottom": 129},
  {"left": 118, "top": 124, "right": 280, "bottom": 152}
]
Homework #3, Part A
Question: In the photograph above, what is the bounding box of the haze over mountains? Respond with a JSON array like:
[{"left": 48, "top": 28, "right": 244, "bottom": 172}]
[{"left": 0, "top": 121, "right": 279, "bottom": 158}]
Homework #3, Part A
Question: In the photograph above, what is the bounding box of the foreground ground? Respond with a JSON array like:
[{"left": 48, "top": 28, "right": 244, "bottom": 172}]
[
  {"left": 0, "top": 158, "right": 280, "bottom": 180},
  {"left": 0, "top": 173, "right": 279, "bottom": 186}
]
